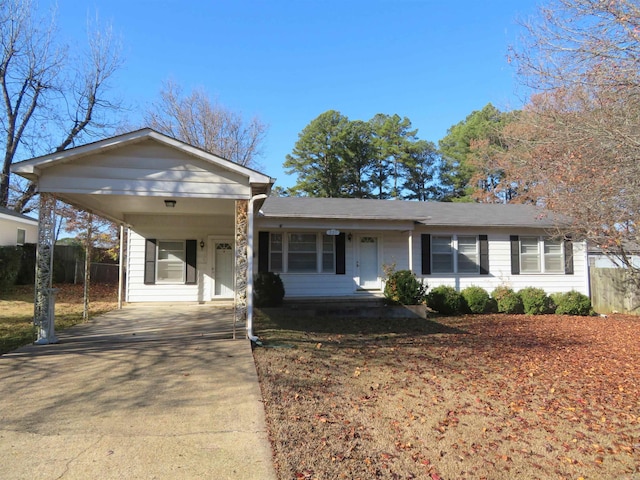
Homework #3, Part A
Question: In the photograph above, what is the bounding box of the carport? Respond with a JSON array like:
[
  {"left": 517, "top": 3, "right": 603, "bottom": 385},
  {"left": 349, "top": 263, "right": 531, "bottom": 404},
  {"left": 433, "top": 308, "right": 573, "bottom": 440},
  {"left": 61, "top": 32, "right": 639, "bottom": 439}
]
[{"left": 11, "top": 129, "right": 274, "bottom": 344}]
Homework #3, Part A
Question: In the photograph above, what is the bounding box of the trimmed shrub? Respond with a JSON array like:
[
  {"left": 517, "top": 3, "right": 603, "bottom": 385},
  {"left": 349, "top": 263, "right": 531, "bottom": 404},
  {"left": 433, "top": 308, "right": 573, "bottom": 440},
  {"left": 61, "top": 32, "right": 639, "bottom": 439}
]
[
  {"left": 254, "top": 272, "right": 285, "bottom": 307},
  {"left": 491, "top": 286, "right": 524, "bottom": 314},
  {"left": 518, "top": 287, "right": 553, "bottom": 315},
  {"left": 0, "top": 246, "right": 22, "bottom": 290},
  {"left": 384, "top": 270, "right": 427, "bottom": 305},
  {"left": 461, "top": 286, "right": 495, "bottom": 314},
  {"left": 553, "top": 290, "right": 593, "bottom": 316},
  {"left": 426, "top": 285, "right": 465, "bottom": 315}
]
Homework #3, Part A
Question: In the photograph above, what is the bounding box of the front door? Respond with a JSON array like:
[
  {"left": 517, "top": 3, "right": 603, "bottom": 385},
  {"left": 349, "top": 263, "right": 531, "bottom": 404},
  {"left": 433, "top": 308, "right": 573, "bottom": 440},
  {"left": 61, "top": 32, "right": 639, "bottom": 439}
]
[
  {"left": 212, "top": 241, "right": 234, "bottom": 298},
  {"left": 357, "top": 235, "right": 379, "bottom": 289}
]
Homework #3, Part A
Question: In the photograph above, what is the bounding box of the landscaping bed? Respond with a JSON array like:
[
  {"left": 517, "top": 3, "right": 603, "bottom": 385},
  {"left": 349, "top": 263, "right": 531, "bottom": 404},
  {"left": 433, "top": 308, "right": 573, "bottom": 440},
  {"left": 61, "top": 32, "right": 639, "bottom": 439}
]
[{"left": 253, "top": 312, "right": 639, "bottom": 479}]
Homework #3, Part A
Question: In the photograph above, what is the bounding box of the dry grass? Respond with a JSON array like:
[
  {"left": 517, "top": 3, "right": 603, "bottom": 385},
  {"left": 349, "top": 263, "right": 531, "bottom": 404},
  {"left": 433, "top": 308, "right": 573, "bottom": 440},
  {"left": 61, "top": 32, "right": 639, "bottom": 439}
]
[
  {"left": 0, "top": 284, "right": 118, "bottom": 354},
  {"left": 253, "top": 312, "right": 640, "bottom": 480}
]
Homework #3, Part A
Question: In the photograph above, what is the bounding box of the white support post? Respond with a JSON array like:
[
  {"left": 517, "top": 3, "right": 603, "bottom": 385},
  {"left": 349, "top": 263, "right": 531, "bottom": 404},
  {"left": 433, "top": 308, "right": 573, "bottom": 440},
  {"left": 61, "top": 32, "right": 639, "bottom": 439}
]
[
  {"left": 34, "top": 193, "right": 58, "bottom": 344},
  {"left": 118, "top": 224, "right": 124, "bottom": 309}
]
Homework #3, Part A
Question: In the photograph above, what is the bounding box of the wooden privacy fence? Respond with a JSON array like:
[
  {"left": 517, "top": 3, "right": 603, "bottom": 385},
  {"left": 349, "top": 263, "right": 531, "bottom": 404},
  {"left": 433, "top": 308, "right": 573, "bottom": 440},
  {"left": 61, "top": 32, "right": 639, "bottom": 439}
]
[{"left": 590, "top": 267, "right": 640, "bottom": 315}]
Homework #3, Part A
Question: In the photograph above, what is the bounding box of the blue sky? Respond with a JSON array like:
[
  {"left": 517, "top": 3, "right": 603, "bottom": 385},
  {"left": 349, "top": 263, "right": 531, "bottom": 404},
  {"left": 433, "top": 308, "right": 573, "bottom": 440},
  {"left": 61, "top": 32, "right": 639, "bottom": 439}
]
[{"left": 50, "top": 0, "right": 539, "bottom": 188}]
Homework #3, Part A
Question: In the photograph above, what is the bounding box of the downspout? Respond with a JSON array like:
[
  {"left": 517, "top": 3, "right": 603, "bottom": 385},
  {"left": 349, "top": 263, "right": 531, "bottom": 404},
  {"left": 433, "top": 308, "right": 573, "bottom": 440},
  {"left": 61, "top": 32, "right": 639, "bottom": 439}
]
[{"left": 247, "top": 193, "right": 267, "bottom": 342}]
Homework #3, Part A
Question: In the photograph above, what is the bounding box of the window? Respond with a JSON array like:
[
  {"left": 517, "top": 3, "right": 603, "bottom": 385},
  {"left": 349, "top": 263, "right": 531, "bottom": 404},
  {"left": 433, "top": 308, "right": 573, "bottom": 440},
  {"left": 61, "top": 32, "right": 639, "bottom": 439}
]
[
  {"left": 457, "top": 236, "right": 479, "bottom": 273},
  {"left": 270, "top": 233, "right": 283, "bottom": 272},
  {"left": 431, "top": 235, "right": 480, "bottom": 274},
  {"left": 17, "top": 229, "right": 26, "bottom": 246},
  {"left": 288, "top": 233, "right": 317, "bottom": 272},
  {"left": 269, "top": 232, "right": 335, "bottom": 273},
  {"left": 519, "top": 237, "right": 564, "bottom": 273},
  {"left": 157, "top": 241, "right": 185, "bottom": 283},
  {"left": 432, "top": 236, "right": 453, "bottom": 273}
]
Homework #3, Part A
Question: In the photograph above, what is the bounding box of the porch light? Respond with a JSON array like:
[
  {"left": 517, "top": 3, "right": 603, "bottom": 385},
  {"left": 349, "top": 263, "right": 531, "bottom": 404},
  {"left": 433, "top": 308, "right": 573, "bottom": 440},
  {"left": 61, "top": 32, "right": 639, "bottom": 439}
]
[
  {"left": 200, "top": 240, "right": 205, "bottom": 249},
  {"left": 164, "top": 199, "right": 176, "bottom": 208},
  {"left": 347, "top": 233, "right": 352, "bottom": 242}
]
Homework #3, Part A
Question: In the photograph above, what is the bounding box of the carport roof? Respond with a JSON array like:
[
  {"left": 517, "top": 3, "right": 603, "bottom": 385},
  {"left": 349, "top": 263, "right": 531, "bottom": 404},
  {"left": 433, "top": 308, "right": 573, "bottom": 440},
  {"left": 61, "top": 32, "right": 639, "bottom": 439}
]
[
  {"left": 11, "top": 128, "right": 275, "bottom": 186},
  {"left": 260, "top": 197, "right": 569, "bottom": 228}
]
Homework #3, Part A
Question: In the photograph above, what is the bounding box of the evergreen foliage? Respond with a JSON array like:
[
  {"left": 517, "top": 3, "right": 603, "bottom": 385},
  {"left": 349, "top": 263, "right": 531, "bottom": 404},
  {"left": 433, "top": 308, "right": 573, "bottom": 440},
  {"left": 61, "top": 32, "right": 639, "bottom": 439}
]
[
  {"left": 383, "top": 270, "right": 427, "bottom": 305},
  {"left": 491, "top": 286, "right": 524, "bottom": 314},
  {"left": 518, "top": 287, "right": 553, "bottom": 315},
  {"left": 552, "top": 290, "right": 593, "bottom": 316},
  {"left": 426, "top": 285, "right": 465, "bottom": 315},
  {"left": 0, "top": 246, "right": 22, "bottom": 289},
  {"left": 461, "top": 286, "right": 495, "bottom": 314},
  {"left": 254, "top": 272, "right": 286, "bottom": 307}
]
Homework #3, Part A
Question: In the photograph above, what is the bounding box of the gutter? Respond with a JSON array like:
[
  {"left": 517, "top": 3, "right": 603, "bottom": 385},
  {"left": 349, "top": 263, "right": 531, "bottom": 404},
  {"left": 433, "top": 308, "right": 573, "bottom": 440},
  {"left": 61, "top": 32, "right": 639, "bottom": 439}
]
[{"left": 246, "top": 193, "right": 267, "bottom": 342}]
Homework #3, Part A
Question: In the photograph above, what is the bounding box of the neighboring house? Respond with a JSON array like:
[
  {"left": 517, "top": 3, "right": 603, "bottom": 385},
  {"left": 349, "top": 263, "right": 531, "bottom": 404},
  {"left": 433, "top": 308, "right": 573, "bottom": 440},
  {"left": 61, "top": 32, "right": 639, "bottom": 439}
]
[
  {"left": 0, "top": 206, "right": 38, "bottom": 246},
  {"left": 11, "top": 129, "right": 589, "bottom": 305},
  {"left": 588, "top": 245, "right": 640, "bottom": 269}
]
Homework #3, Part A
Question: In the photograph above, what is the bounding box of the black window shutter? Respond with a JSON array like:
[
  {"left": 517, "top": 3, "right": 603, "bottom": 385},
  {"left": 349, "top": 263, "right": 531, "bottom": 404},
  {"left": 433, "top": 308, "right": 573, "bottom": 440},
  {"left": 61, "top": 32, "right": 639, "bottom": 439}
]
[
  {"left": 185, "top": 240, "right": 197, "bottom": 284},
  {"left": 144, "top": 239, "right": 156, "bottom": 285},
  {"left": 510, "top": 235, "right": 520, "bottom": 275},
  {"left": 421, "top": 234, "right": 431, "bottom": 275},
  {"left": 479, "top": 235, "right": 489, "bottom": 275},
  {"left": 564, "top": 237, "right": 574, "bottom": 275},
  {"left": 336, "top": 232, "right": 346, "bottom": 275},
  {"left": 258, "top": 231, "right": 269, "bottom": 273}
]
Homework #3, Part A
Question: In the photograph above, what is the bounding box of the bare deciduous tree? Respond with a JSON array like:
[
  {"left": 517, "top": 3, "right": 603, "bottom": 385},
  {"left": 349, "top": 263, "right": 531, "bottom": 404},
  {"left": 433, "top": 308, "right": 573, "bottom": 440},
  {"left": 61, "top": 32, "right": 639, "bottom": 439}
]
[
  {"left": 144, "top": 80, "right": 267, "bottom": 168},
  {"left": 503, "top": 0, "right": 640, "bottom": 286},
  {"left": 0, "top": 0, "right": 123, "bottom": 212}
]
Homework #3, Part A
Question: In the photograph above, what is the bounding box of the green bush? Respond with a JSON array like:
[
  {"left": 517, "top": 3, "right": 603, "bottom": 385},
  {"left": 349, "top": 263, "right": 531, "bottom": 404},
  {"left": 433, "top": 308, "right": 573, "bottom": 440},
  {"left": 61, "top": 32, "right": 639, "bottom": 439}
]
[
  {"left": 461, "top": 286, "right": 495, "bottom": 314},
  {"left": 384, "top": 270, "right": 427, "bottom": 305},
  {"left": 553, "top": 290, "right": 593, "bottom": 316},
  {"left": 254, "top": 272, "right": 285, "bottom": 307},
  {"left": 491, "top": 286, "right": 524, "bottom": 314},
  {"left": 518, "top": 287, "right": 553, "bottom": 315},
  {"left": 0, "top": 246, "right": 22, "bottom": 290},
  {"left": 426, "top": 285, "right": 465, "bottom": 315}
]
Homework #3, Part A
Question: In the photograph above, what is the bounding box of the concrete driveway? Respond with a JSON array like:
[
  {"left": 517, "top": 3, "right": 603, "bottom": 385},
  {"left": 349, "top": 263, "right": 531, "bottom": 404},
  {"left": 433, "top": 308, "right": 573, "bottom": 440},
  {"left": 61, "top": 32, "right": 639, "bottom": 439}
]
[{"left": 0, "top": 304, "right": 277, "bottom": 480}]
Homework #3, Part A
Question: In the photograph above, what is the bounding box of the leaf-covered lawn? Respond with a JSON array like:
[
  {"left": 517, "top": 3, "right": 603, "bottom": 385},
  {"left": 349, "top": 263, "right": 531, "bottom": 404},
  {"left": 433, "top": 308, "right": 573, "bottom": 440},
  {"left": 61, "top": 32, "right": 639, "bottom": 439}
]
[
  {"left": 0, "top": 284, "right": 118, "bottom": 354},
  {"left": 253, "top": 312, "right": 640, "bottom": 480}
]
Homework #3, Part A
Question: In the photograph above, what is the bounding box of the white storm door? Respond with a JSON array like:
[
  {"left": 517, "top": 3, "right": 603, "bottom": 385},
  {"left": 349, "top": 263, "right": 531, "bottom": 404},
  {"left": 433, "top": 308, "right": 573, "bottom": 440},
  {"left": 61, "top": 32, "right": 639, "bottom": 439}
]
[
  {"left": 213, "top": 241, "right": 234, "bottom": 298},
  {"left": 357, "top": 236, "right": 379, "bottom": 289}
]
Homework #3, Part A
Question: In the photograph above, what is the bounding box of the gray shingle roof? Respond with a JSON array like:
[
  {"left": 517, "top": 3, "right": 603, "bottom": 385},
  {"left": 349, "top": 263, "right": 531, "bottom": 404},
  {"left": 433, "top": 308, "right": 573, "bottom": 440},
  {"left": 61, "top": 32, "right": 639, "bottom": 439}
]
[
  {"left": 0, "top": 206, "right": 37, "bottom": 223},
  {"left": 260, "top": 197, "right": 568, "bottom": 228}
]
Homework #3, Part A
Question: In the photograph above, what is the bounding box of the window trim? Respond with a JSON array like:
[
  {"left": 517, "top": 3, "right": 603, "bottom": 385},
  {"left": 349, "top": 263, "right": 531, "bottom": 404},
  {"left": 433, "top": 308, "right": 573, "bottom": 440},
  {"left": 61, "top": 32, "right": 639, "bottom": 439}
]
[
  {"left": 518, "top": 236, "right": 565, "bottom": 274},
  {"left": 268, "top": 231, "right": 336, "bottom": 274},
  {"left": 430, "top": 234, "right": 481, "bottom": 274},
  {"left": 156, "top": 240, "right": 186, "bottom": 284},
  {"left": 144, "top": 238, "right": 198, "bottom": 285}
]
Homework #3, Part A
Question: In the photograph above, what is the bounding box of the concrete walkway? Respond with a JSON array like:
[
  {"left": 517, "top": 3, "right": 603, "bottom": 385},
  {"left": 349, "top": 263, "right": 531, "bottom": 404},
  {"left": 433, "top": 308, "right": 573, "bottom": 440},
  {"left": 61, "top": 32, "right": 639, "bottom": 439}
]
[{"left": 0, "top": 304, "right": 277, "bottom": 480}]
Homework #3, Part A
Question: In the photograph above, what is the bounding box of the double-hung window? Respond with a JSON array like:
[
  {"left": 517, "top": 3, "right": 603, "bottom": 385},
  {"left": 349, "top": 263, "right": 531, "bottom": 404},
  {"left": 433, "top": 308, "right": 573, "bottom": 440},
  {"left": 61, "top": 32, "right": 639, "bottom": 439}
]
[
  {"left": 519, "top": 237, "right": 563, "bottom": 273},
  {"left": 157, "top": 240, "right": 186, "bottom": 283},
  {"left": 269, "top": 232, "right": 335, "bottom": 273},
  {"left": 431, "top": 235, "right": 480, "bottom": 274},
  {"left": 17, "top": 228, "right": 26, "bottom": 246}
]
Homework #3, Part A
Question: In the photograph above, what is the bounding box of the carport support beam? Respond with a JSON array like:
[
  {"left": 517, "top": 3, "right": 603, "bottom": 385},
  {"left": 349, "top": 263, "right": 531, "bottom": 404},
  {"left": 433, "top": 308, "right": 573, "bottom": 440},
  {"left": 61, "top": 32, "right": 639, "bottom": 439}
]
[{"left": 34, "top": 193, "right": 58, "bottom": 344}]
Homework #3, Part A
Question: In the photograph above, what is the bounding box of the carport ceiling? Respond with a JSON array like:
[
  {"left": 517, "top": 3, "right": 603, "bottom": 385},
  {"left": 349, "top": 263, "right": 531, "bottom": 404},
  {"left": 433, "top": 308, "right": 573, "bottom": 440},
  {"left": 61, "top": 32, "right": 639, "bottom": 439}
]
[{"left": 57, "top": 193, "right": 237, "bottom": 225}]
